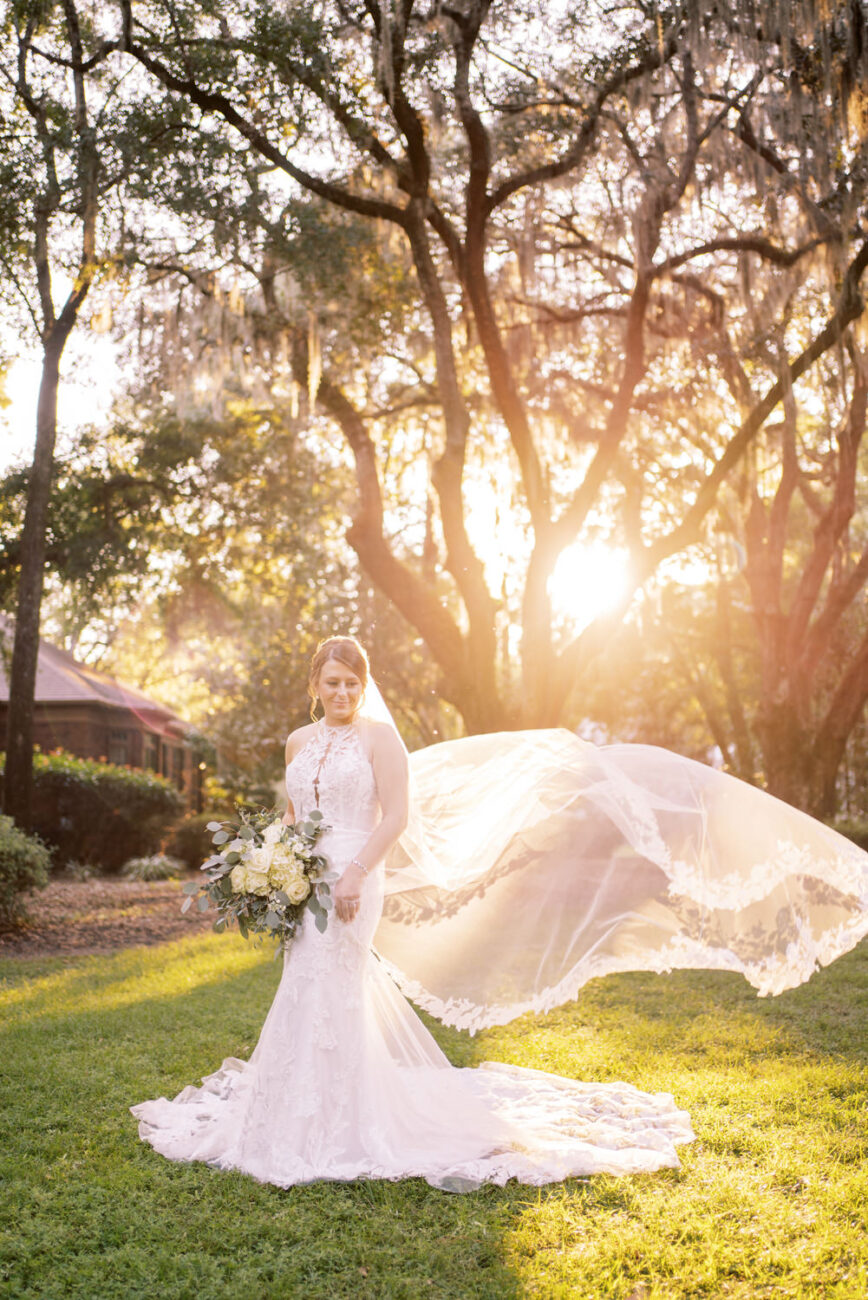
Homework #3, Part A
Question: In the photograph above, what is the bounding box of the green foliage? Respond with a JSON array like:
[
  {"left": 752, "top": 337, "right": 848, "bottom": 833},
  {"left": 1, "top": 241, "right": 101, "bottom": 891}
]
[
  {"left": 0, "top": 935, "right": 866, "bottom": 1297},
  {"left": 0, "top": 814, "right": 50, "bottom": 928},
  {"left": 121, "top": 854, "right": 184, "bottom": 882},
  {"left": 0, "top": 750, "right": 183, "bottom": 873},
  {"left": 0, "top": 441, "right": 165, "bottom": 615},
  {"left": 166, "top": 810, "right": 227, "bottom": 870}
]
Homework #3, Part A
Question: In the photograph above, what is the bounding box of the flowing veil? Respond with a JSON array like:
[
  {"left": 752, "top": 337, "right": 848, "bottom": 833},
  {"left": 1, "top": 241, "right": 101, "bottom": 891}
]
[{"left": 360, "top": 684, "right": 868, "bottom": 1033}]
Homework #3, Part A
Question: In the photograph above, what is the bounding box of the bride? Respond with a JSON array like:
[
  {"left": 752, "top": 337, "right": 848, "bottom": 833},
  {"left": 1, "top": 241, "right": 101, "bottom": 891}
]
[{"left": 132, "top": 635, "right": 868, "bottom": 1190}]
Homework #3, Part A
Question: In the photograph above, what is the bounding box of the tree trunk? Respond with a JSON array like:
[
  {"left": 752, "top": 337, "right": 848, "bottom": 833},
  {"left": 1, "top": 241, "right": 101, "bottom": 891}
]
[
  {"left": 757, "top": 696, "right": 845, "bottom": 818},
  {"left": 3, "top": 330, "right": 68, "bottom": 828}
]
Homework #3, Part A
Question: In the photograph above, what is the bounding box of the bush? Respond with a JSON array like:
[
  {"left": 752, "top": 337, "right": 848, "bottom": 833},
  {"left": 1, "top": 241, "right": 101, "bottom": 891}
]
[
  {"left": 0, "top": 815, "right": 51, "bottom": 928},
  {"left": 0, "top": 750, "right": 184, "bottom": 873},
  {"left": 166, "top": 810, "right": 227, "bottom": 870},
  {"left": 62, "top": 860, "right": 94, "bottom": 882},
  {"left": 121, "top": 853, "right": 184, "bottom": 882}
]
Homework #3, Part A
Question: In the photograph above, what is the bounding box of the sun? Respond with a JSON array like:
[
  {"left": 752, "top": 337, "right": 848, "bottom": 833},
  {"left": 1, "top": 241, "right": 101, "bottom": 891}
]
[{"left": 548, "top": 542, "right": 631, "bottom": 630}]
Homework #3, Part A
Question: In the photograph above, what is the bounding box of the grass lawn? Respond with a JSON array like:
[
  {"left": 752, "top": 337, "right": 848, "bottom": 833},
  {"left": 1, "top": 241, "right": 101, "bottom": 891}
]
[{"left": 1, "top": 931, "right": 866, "bottom": 1299}]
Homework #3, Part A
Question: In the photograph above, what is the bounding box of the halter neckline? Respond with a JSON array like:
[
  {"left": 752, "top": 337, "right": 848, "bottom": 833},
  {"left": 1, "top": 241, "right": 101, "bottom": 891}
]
[{"left": 319, "top": 719, "right": 358, "bottom": 735}]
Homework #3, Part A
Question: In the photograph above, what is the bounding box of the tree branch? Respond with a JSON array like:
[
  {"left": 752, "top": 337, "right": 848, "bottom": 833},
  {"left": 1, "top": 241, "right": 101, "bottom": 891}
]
[
  {"left": 643, "top": 235, "right": 868, "bottom": 573},
  {"left": 118, "top": 2, "right": 410, "bottom": 228},
  {"left": 787, "top": 361, "right": 867, "bottom": 669},
  {"left": 486, "top": 29, "right": 679, "bottom": 213}
]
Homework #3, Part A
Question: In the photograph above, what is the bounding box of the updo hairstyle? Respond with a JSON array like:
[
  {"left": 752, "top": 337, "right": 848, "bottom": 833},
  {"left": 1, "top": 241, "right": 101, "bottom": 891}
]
[{"left": 307, "top": 635, "right": 370, "bottom": 721}]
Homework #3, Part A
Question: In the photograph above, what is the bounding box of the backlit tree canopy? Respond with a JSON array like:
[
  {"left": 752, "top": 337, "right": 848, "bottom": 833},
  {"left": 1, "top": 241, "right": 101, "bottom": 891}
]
[
  {"left": 115, "top": 0, "right": 868, "bottom": 734},
  {"left": 3, "top": 0, "right": 868, "bottom": 822}
]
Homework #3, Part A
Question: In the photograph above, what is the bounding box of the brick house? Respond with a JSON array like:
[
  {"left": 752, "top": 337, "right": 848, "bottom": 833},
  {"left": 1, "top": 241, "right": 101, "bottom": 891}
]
[{"left": 0, "top": 620, "right": 201, "bottom": 807}]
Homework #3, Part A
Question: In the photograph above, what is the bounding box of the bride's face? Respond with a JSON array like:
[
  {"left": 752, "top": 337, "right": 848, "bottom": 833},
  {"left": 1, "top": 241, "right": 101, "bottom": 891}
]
[{"left": 317, "top": 658, "right": 363, "bottom": 725}]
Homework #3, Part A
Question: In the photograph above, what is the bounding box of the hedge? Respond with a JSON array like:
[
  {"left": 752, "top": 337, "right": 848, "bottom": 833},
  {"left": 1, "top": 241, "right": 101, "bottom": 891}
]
[{"left": 0, "top": 750, "right": 184, "bottom": 873}]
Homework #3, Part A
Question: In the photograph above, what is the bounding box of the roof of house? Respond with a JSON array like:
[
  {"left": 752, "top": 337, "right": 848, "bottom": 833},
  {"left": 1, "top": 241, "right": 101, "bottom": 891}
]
[{"left": 0, "top": 614, "right": 190, "bottom": 738}]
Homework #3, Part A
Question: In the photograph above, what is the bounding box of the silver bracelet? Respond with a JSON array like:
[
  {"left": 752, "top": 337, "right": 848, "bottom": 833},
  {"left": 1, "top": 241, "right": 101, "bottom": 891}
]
[{"left": 350, "top": 857, "right": 369, "bottom": 875}]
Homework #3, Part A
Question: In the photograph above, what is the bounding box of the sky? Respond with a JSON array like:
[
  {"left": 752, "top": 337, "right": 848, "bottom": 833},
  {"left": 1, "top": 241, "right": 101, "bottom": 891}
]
[{"left": 1, "top": 339, "right": 120, "bottom": 474}]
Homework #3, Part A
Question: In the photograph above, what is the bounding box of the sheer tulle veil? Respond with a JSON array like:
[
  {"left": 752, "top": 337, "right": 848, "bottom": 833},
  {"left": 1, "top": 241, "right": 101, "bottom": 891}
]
[{"left": 359, "top": 681, "right": 868, "bottom": 1034}]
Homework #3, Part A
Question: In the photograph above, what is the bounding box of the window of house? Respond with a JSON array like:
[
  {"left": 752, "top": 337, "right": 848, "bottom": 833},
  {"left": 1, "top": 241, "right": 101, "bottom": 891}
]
[
  {"left": 108, "top": 728, "right": 129, "bottom": 766},
  {"left": 143, "top": 734, "right": 159, "bottom": 771},
  {"left": 172, "top": 746, "right": 185, "bottom": 791}
]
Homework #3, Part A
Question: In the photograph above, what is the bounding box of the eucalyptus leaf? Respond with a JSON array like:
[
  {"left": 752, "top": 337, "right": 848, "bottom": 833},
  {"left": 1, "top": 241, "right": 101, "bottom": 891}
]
[
  {"left": 181, "top": 881, "right": 199, "bottom": 894},
  {"left": 206, "top": 821, "right": 224, "bottom": 832},
  {"left": 264, "top": 910, "right": 281, "bottom": 929},
  {"left": 180, "top": 895, "right": 193, "bottom": 913},
  {"left": 196, "top": 894, "right": 211, "bottom": 912},
  {"left": 273, "top": 890, "right": 291, "bottom": 906},
  {"left": 308, "top": 810, "right": 324, "bottom": 822},
  {"left": 239, "top": 825, "right": 254, "bottom": 841},
  {"left": 212, "top": 830, "right": 230, "bottom": 845},
  {"left": 225, "top": 851, "right": 240, "bottom": 865},
  {"left": 315, "top": 911, "right": 328, "bottom": 933}
]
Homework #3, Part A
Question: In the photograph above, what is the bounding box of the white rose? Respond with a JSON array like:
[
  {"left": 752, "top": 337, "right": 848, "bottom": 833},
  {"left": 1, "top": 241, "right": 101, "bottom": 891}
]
[
  {"left": 284, "top": 874, "right": 310, "bottom": 905},
  {"left": 245, "top": 845, "right": 271, "bottom": 873},
  {"left": 263, "top": 821, "right": 283, "bottom": 846}
]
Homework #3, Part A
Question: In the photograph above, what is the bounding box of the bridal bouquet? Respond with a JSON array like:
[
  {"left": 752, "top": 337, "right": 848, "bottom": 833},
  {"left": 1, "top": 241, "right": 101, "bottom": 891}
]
[{"left": 182, "top": 808, "right": 335, "bottom": 952}]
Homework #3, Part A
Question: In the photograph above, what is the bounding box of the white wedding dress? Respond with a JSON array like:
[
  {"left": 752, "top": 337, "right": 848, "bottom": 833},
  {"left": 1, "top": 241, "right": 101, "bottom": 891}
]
[{"left": 131, "top": 723, "right": 697, "bottom": 1189}]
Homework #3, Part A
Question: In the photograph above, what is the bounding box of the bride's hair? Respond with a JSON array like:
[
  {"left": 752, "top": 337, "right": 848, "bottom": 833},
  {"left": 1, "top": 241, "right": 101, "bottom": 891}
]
[{"left": 308, "top": 635, "right": 369, "bottom": 721}]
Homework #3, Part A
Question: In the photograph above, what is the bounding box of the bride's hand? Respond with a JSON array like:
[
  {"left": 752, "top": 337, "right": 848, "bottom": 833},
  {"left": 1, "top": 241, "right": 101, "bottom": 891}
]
[{"left": 334, "top": 864, "right": 366, "bottom": 923}]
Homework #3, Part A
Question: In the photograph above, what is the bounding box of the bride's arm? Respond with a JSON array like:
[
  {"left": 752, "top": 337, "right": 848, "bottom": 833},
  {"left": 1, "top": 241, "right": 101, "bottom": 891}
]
[
  {"left": 333, "top": 725, "right": 409, "bottom": 918},
  {"left": 359, "top": 725, "right": 410, "bottom": 866},
  {"left": 280, "top": 727, "right": 309, "bottom": 825}
]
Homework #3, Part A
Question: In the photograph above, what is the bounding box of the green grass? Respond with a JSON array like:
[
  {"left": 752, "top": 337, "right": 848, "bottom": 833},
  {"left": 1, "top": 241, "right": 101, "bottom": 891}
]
[{"left": 1, "top": 933, "right": 866, "bottom": 1299}]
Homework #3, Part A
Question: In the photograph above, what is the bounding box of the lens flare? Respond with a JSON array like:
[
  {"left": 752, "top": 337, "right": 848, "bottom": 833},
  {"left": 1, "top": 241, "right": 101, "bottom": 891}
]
[{"left": 548, "top": 542, "right": 631, "bottom": 631}]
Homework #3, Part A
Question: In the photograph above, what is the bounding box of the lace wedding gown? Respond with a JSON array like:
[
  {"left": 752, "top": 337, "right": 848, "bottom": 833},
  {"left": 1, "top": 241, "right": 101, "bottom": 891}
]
[{"left": 131, "top": 723, "right": 696, "bottom": 1189}]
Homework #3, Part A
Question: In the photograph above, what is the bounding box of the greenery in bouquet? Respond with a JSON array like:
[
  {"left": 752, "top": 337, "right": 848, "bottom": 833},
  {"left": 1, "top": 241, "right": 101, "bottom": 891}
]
[{"left": 182, "top": 808, "right": 334, "bottom": 952}]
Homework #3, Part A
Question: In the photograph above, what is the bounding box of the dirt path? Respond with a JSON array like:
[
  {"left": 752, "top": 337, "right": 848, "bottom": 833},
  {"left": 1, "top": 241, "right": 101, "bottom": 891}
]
[{"left": 0, "top": 876, "right": 214, "bottom": 960}]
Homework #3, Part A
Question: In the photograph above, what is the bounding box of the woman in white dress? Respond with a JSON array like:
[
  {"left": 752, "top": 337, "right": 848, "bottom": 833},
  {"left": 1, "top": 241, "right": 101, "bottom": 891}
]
[
  {"left": 132, "top": 636, "right": 696, "bottom": 1189},
  {"left": 132, "top": 635, "right": 868, "bottom": 1189}
]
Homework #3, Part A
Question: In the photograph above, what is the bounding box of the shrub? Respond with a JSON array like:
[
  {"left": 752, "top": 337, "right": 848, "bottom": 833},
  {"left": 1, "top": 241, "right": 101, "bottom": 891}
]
[
  {"left": 62, "top": 860, "right": 94, "bottom": 882},
  {"left": 0, "top": 814, "right": 51, "bottom": 928},
  {"left": 0, "top": 750, "right": 184, "bottom": 873},
  {"left": 166, "top": 810, "right": 227, "bottom": 870},
  {"left": 121, "top": 853, "right": 183, "bottom": 882}
]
